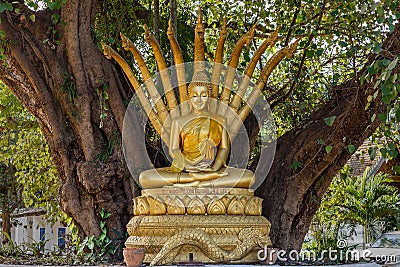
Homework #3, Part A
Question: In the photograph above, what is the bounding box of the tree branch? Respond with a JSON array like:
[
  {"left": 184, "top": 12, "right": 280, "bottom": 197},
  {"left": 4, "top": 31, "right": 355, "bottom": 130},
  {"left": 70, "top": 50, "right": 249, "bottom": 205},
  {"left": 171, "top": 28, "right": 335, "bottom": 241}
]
[
  {"left": 271, "top": 0, "right": 328, "bottom": 109},
  {"left": 284, "top": 7, "right": 300, "bottom": 46}
]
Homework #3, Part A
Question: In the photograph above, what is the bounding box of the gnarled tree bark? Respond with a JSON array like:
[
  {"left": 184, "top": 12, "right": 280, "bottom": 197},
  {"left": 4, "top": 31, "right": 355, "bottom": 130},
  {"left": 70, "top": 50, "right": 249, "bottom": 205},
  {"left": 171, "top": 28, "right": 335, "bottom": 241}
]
[{"left": 0, "top": 2, "right": 145, "bottom": 256}]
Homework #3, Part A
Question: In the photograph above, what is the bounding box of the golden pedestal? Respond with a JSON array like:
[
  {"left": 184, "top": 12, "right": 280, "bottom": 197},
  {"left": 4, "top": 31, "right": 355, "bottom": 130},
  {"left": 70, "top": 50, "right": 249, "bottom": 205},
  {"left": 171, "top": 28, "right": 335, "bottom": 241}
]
[{"left": 126, "top": 188, "right": 271, "bottom": 265}]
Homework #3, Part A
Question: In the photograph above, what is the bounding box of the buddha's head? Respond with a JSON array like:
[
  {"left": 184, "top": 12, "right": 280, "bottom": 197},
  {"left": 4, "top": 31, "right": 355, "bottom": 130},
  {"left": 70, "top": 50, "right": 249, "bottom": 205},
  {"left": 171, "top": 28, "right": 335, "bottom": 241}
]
[{"left": 188, "top": 71, "right": 212, "bottom": 112}]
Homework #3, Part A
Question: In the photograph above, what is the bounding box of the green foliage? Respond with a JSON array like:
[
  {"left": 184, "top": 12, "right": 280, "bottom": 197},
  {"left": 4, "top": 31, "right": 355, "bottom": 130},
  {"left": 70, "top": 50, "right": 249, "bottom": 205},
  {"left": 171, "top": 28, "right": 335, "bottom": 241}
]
[
  {"left": 25, "top": 0, "right": 66, "bottom": 11},
  {"left": 0, "top": 163, "right": 21, "bottom": 216},
  {"left": 76, "top": 208, "right": 124, "bottom": 263},
  {"left": 89, "top": 0, "right": 400, "bottom": 170},
  {"left": 339, "top": 168, "right": 399, "bottom": 245},
  {"left": 325, "top": 145, "right": 332, "bottom": 153},
  {"left": 306, "top": 166, "right": 400, "bottom": 252},
  {"left": 93, "top": 0, "right": 196, "bottom": 78},
  {"left": 0, "top": 83, "right": 61, "bottom": 222},
  {"left": 60, "top": 73, "right": 77, "bottom": 102},
  {"left": 347, "top": 144, "right": 355, "bottom": 154},
  {"left": 95, "top": 79, "right": 109, "bottom": 129},
  {"left": 0, "top": 2, "right": 14, "bottom": 13},
  {"left": 24, "top": 236, "right": 51, "bottom": 257},
  {"left": 43, "top": 13, "right": 65, "bottom": 47},
  {"left": 0, "top": 226, "right": 123, "bottom": 265},
  {"left": 95, "top": 130, "right": 120, "bottom": 162},
  {"left": 290, "top": 160, "right": 302, "bottom": 171},
  {"left": 324, "top": 116, "right": 336, "bottom": 127},
  {"left": 0, "top": 232, "right": 24, "bottom": 258},
  {"left": 0, "top": 0, "right": 397, "bottom": 139}
]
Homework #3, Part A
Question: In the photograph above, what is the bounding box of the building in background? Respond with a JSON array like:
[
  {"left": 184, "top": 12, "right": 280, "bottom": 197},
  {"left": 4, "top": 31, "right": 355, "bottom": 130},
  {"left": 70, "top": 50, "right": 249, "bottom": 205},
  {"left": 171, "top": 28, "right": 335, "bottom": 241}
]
[
  {"left": 348, "top": 139, "right": 400, "bottom": 191},
  {"left": 0, "top": 207, "right": 68, "bottom": 252}
]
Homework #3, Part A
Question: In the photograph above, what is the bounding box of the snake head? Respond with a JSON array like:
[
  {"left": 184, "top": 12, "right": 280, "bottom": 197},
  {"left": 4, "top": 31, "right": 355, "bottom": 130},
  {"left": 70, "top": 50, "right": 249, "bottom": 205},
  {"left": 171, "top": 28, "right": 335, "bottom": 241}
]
[
  {"left": 120, "top": 32, "right": 131, "bottom": 51},
  {"left": 101, "top": 43, "right": 113, "bottom": 60}
]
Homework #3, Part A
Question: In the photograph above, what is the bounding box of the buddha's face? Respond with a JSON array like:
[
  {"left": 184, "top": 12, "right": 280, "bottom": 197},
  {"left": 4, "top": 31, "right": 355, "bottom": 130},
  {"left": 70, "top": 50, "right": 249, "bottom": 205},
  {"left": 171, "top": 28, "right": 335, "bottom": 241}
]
[{"left": 190, "top": 85, "right": 209, "bottom": 112}]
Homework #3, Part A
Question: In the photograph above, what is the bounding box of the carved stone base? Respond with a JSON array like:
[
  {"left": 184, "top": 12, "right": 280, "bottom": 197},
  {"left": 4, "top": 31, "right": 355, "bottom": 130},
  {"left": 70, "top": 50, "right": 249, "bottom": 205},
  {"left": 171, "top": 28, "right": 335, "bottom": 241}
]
[
  {"left": 126, "top": 187, "right": 271, "bottom": 265},
  {"left": 126, "top": 214, "right": 271, "bottom": 264},
  {"left": 134, "top": 187, "right": 262, "bottom": 215}
]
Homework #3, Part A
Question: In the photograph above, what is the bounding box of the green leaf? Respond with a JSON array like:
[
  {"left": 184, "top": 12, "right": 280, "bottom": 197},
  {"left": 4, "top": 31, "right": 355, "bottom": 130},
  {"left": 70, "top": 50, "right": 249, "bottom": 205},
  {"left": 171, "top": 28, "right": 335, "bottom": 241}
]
[
  {"left": 390, "top": 73, "right": 398, "bottom": 83},
  {"left": 99, "top": 233, "right": 106, "bottom": 242},
  {"left": 290, "top": 160, "right": 302, "bottom": 171},
  {"left": 395, "top": 108, "right": 400, "bottom": 122},
  {"left": 367, "top": 65, "right": 376, "bottom": 75},
  {"left": 5, "top": 3, "right": 13, "bottom": 11},
  {"left": 378, "top": 113, "right": 387, "bottom": 123},
  {"left": 373, "top": 79, "right": 380, "bottom": 89},
  {"left": 87, "top": 240, "right": 94, "bottom": 250},
  {"left": 370, "top": 113, "right": 376, "bottom": 122},
  {"left": 382, "top": 59, "right": 391, "bottom": 67},
  {"left": 325, "top": 145, "right": 333, "bottom": 153},
  {"left": 373, "top": 43, "right": 383, "bottom": 54},
  {"left": 377, "top": 6, "right": 384, "bottom": 16},
  {"left": 102, "top": 90, "right": 108, "bottom": 100},
  {"left": 48, "top": 2, "right": 56, "bottom": 10},
  {"left": 381, "top": 85, "right": 390, "bottom": 96},
  {"left": 347, "top": 144, "right": 355, "bottom": 154},
  {"left": 333, "top": 73, "right": 340, "bottom": 82},
  {"left": 388, "top": 58, "right": 398, "bottom": 71},
  {"left": 368, "top": 147, "right": 377, "bottom": 160},
  {"left": 380, "top": 148, "right": 388, "bottom": 158},
  {"left": 29, "top": 14, "right": 35, "bottom": 23},
  {"left": 382, "top": 94, "right": 392, "bottom": 104},
  {"left": 317, "top": 139, "right": 325, "bottom": 145},
  {"left": 324, "top": 116, "right": 336, "bottom": 126}
]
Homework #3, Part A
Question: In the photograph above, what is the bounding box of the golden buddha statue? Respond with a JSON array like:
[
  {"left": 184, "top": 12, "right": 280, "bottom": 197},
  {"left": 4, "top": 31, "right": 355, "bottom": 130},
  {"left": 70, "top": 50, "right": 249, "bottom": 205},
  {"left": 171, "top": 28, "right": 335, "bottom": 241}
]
[
  {"left": 102, "top": 9, "right": 299, "bottom": 265},
  {"left": 139, "top": 71, "right": 255, "bottom": 189}
]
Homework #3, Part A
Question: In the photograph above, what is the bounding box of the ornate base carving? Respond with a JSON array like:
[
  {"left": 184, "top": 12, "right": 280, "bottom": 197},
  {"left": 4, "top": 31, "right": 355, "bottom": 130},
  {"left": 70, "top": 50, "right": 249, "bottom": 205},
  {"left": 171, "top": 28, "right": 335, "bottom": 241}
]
[
  {"left": 126, "top": 215, "right": 271, "bottom": 265},
  {"left": 133, "top": 187, "right": 262, "bottom": 215},
  {"left": 126, "top": 187, "right": 271, "bottom": 265}
]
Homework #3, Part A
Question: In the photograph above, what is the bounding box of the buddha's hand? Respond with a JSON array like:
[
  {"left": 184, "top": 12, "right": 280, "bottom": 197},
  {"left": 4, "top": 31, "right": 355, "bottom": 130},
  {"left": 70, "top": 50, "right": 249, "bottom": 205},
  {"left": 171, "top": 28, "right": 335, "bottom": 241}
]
[
  {"left": 185, "top": 161, "right": 211, "bottom": 172},
  {"left": 173, "top": 180, "right": 200, "bottom": 187},
  {"left": 189, "top": 171, "right": 228, "bottom": 181},
  {"left": 193, "top": 167, "right": 217, "bottom": 172},
  {"left": 192, "top": 162, "right": 222, "bottom": 172}
]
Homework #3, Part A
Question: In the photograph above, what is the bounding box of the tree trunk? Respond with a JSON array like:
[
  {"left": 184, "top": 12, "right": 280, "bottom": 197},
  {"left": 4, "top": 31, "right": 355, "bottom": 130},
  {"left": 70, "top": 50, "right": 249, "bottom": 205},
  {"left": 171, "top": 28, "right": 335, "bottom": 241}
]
[
  {"left": 169, "top": 0, "right": 177, "bottom": 65},
  {"left": 169, "top": 0, "right": 177, "bottom": 37},
  {"left": 0, "top": 0, "right": 398, "bottom": 258},
  {"left": 153, "top": 0, "right": 160, "bottom": 43},
  {"left": 0, "top": 164, "right": 18, "bottom": 245},
  {"left": 1, "top": 195, "right": 11, "bottom": 244},
  {"left": 0, "top": 2, "right": 144, "bottom": 259}
]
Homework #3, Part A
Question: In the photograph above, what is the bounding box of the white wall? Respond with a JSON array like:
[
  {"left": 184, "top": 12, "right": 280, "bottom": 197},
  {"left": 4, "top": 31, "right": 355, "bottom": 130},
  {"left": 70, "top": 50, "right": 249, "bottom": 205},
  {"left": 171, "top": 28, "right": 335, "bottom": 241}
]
[{"left": 9, "top": 214, "right": 68, "bottom": 253}]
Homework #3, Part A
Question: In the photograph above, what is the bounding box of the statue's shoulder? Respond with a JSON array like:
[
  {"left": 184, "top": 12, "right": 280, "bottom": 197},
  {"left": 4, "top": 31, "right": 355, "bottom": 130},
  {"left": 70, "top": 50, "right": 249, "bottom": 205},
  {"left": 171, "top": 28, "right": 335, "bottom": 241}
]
[
  {"left": 173, "top": 114, "right": 195, "bottom": 126},
  {"left": 210, "top": 113, "right": 226, "bottom": 125}
]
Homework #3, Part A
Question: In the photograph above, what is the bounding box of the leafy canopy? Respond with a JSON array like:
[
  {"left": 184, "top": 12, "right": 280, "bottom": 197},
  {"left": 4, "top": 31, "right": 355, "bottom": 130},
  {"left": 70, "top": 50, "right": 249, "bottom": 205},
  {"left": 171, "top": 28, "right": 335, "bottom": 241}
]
[
  {"left": 0, "top": 83, "right": 60, "bottom": 222},
  {"left": 309, "top": 166, "right": 399, "bottom": 249}
]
